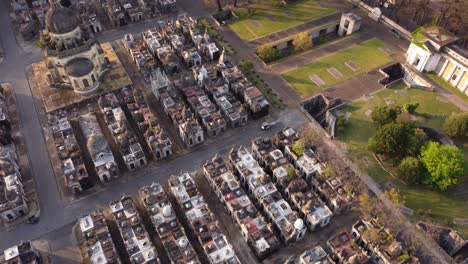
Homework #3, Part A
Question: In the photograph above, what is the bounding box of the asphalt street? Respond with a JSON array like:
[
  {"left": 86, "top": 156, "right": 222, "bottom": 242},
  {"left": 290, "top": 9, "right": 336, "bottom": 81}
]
[{"left": 0, "top": 0, "right": 308, "bottom": 251}]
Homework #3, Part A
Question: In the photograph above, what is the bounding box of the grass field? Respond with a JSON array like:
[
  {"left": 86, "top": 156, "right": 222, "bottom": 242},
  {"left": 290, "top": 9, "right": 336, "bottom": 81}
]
[
  {"left": 229, "top": 0, "right": 335, "bottom": 41},
  {"left": 282, "top": 38, "right": 393, "bottom": 97},
  {"left": 337, "top": 82, "right": 468, "bottom": 235},
  {"left": 426, "top": 73, "right": 468, "bottom": 103}
]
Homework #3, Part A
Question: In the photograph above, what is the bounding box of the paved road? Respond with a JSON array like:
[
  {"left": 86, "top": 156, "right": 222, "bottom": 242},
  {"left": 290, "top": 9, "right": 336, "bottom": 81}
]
[{"left": 0, "top": 0, "right": 307, "bottom": 251}]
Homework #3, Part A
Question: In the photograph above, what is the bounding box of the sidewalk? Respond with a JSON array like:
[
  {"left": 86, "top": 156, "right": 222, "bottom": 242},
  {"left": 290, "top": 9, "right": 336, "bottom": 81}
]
[{"left": 0, "top": 83, "right": 39, "bottom": 231}]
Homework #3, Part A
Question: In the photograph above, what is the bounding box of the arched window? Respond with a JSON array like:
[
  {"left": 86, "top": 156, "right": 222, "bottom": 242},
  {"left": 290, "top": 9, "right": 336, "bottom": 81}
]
[
  {"left": 73, "top": 80, "right": 79, "bottom": 88},
  {"left": 91, "top": 74, "right": 96, "bottom": 83},
  {"left": 83, "top": 79, "right": 89, "bottom": 87}
]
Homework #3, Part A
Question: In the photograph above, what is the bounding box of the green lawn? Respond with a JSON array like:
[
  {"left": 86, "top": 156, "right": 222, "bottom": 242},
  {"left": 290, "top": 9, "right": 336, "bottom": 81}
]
[
  {"left": 229, "top": 0, "right": 335, "bottom": 41},
  {"left": 337, "top": 81, "right": 468, "bottom": 236},
  {"left": 282, "top": 38, "right": 393, "bottom": 97},
  {"left": 426, "top": 73, "right": 468, "bottom": 103}
]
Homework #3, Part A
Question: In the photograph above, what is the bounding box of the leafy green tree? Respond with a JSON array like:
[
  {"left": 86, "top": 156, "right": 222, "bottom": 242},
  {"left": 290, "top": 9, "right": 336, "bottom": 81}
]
[
  {"left": 293, "top": 32, "right": 313, "bottom": 52},
  {"left": 403, "top": 102, "right": 419, "bottom": 114},
  {"left": 420, "top": 141, "right": 465, "bottom": 190},
  {"left": 368, "top": 122, "right": 416, "bottom": 158},
  {"left": 443, "top": 113, "right": 468, "bottom": 138},
  {"left": 256, "top": 44, "right": 281, "bottom": 63},
  {"left": 407, "top": 128, "right": 428, "bottom": 156},
  {"left": 371, "top": 106, "right": 399, "bottom": 127},
  {"left": 397, "top": 157, "right": 425, "bottom": 184},
  {"left": 292, "top": 140, "right": 305, "bottom": 156}
]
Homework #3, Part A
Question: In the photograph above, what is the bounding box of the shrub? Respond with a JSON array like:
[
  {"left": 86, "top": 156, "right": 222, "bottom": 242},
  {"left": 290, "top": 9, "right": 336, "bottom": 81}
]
[
  {"left": 443, "top": 112, "right": 468, "bottom": 138},
  {"left": 403, "top": 102, "right": 419, "bottom": 114},
  {"left": 292, "top": 140, "right": 305, "bottom": 156},
  {"left": 293, "top": 32, "right": 313, "bottom": 52},
  {"left": 256, "top": 44, "right": 281, "bottom": 63}
]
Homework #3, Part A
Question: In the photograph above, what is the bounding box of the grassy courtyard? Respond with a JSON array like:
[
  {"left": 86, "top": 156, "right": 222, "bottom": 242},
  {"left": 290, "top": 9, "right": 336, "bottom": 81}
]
[
  {"left": 282, "top": 38, "right": 393, "bottom": 97},
  {"left": 229, "top": 0, "right": 335, "bottom": 41},
  {"left": 336, "top": 82, "right": 468, "bottom": 235},
  {"left": 426, "top": 73, "right": 468, "bottom": 103}
]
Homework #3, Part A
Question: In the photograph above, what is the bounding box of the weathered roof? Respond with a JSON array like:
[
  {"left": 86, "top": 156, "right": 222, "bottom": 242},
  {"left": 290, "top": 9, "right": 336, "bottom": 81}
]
[
  {"left": 65, "top": 58, "right": 94, "bottom": 77},
  {"left": 45, "top": 3, "right": 80, "bottom": 34},
  {"left": 420, "top": 26, "right": 459, "bottom": 47}
]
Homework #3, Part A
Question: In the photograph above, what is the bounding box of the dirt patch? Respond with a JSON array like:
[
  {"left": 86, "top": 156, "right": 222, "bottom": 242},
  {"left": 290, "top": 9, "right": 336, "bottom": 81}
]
[
  {"left": 283, "top": 11, "right": 293, "bottom": 17},
  {"left": 267, "top": 15, "right": 278, "bottom": 22},
  {"left": 249, "top": 20, "right": 262, "bottom": 28}
]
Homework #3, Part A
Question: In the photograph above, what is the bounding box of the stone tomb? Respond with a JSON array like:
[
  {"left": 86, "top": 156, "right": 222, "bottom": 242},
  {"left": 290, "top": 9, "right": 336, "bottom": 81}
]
[
  {"left": 327, "top": 67, "right": 343, "bottom": 79},
  {"left": 345, "top": 60, "right": 360, "bottom": 72},
  {"left": 309, "top": 74, "right": 326, "bottom": 86}
]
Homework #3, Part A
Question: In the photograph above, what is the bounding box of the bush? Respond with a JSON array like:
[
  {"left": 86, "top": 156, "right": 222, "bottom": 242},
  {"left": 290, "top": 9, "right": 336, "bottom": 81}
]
[
  {"left": 292, "top": 140, "right": 305, "bottom": 156},
  {"left": 420, "top": 141, "right": 465, "bottom": 191},
  {"left": 293, "top": 32, "right": 313, "bottom": 52},
  {"left": 239, "top": 60, "right": 254, "bottom": 73},
  {"left": 443, "top": 112, "right": 468, "bottom": 138},
  {"left": 397, "top": 157, "right": 425, "bottom": 184},
  {"left": 403, "top": 102, "right": 419, "bottom": 114},
  {"left": 336, "top": 117, "right": 347, "bottom": 134},
  {"left": 256, "top": 44, "right": 281, "bottom": 63}
]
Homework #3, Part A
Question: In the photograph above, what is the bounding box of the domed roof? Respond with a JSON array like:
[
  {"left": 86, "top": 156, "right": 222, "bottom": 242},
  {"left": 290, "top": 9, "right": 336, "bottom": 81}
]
[
  {"left": 45, "top": 2, "right": 80, "bottom": 34},
  {"left": 87, "top": 134, "right": 109, "bottom": 158},
  {"left": 294, "top": 219, "right": 304, "bottom": 230},
  {"left": 65, "top": 58, "right": 94, "bottom": 77}
]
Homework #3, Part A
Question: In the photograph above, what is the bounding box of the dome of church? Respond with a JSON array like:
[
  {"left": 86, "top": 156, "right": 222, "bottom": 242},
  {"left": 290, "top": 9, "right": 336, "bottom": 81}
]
[
  {"left": 65, "top": 58, "right": 94, "bottom": 77},
  {"left": 45, "top": 2, "right": 80, "bottom": 34}
]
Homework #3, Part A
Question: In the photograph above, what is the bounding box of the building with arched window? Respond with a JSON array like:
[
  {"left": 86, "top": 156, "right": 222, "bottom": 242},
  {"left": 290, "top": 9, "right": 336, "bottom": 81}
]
[{"left": 40, "top": 0, "right": 107, "bottom": 94}]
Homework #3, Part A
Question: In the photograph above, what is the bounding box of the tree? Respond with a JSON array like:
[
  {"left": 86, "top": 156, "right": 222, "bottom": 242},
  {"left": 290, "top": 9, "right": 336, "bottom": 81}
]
[
  {"left": 293, "top": 32, "right": 313, "bottom": 52},
  {"left": 256, "top": 44, "right": 281, "bottom": 63},
  {"left": 443, "top": 113, "right": 468, "bottom": 138},
  {"left": 397, "top": 157, "right": 425, "bottom": 184},
  {"left": 420, "top": 141, "right": 465, "bottom": 190},
  {"left": 292, "top": 140, "right": 305, "bottom": 157},
  {"left": 403, "top": 102, "right": 419, "bottom": 114},
  {"left": 356, "top": 192, "right": 375, "bottom": 218},
  {"left": 383, "top": 188, "right": 404, "bottom": 206},
  {"left": 368, "top": 122, "right": 416, "bottom": 158},
  {"left": 371, "top": 106, "right": 399, "bottom": 127}
]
